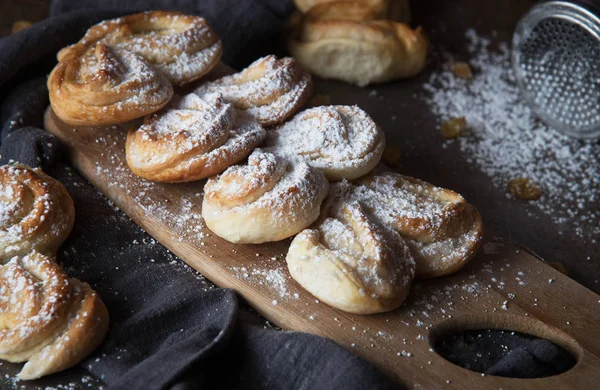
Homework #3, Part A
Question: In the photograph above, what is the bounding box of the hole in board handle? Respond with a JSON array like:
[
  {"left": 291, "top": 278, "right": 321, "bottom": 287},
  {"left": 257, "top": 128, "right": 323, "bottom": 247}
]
[{"left": 428, "top": 313, "right": 582, "bottom": 378}]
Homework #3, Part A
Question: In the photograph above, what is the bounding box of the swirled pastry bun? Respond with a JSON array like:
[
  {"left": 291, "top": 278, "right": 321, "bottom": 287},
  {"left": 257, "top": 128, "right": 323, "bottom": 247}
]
[
  {"left": 48, "top": 43, "right": 173, "bottom": 127},
  {"left": 264, "top": 105, "right": 384, "bottom": 181},
  {"left": 58, "top": 11, "right": 222, "bottom": 86},
  {"left": 0, "top": 165, "right": 75, "bottom": 259},
  {"left": 289, "top": 19, "right": 427, "bottom": 86},
  {"left": 195, "top": 55, "right": 312, "bottom": 126},
  {"left": 287, "top": 201, "right": 415, "bottom": 314},
  {"left": 202, "top": 149, "right": 328, "bottom": 244},
  {"left": 349, "top": 172, "right": 484, "bottom": 278},
  {"left": 126, "top": 93, "right": 265, "bottom": 182},
  {"left": 0, "top": 251, "right": 109, "bottom": 380}
]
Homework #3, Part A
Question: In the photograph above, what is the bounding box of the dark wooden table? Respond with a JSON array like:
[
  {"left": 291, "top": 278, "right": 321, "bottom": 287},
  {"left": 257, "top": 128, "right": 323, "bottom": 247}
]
[{"left": 2, "top": 0, "right": 598, "bottom": 388}]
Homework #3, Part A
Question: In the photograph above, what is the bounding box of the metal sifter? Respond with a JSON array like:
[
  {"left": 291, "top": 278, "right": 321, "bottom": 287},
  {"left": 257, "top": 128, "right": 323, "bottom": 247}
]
[{"left": 512, "top": 1, "right": 600, "bottom": 139}]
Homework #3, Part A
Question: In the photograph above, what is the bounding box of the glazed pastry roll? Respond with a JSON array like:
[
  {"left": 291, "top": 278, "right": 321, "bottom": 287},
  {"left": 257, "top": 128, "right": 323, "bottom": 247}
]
[
  {"left": 289, "top": 18, "right": 427, "bottom": 86},
  {"left": 202, "top": 149, "right": 328, "bottom": 243},
  {"left": 195, "top": 55, "right": 312, "bottom": 126},
  {"left": 264, "top": 105, "right": 384, "bottom": 181},
  {"left": 126, "top": 93, "right": 265, "bottom": 182},
  {"left": 351, "top": 172, "right": 484, "bottom": 278},
  {"left": 48, "top": 43, "right": 173, "bottom": 126},
  {"left": 0, "top": 251, "right": 109, "bottom": 380},
  {"left": 59, "top": 11, "right": 222, "bottom": 86},
  {"left": 0, "top": 165, "right": 75, "bottom": 258},
  {"left": 287, "top": 201, "right": 415, "bottom": 314}
]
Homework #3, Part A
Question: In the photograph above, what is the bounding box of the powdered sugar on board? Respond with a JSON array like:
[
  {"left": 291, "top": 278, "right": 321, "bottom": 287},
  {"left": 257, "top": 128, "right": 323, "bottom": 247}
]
[{"left": 423, "top": 29, "right": 600, "bottom": 241}]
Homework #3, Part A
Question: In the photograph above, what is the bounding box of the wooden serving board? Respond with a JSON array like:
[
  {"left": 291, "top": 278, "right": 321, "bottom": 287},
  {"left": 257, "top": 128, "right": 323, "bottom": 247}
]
[{"left": 44, "top": 94, "right": 600, "bottom": 388}]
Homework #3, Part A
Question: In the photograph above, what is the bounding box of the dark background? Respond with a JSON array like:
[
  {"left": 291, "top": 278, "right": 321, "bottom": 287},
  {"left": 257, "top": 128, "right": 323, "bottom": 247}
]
[{"left": 1, "top": 0, "right": 598, "bottom": 388}]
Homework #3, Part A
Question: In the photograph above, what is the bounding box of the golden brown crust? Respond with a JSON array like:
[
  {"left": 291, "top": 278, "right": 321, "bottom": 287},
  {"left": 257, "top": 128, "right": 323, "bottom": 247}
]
[
  {"left": 304, "top": 1, "right": 380, "bottom": 23},
  {"left": 0, "top": 165, "right": 108, "bottom": 380},
  {"left": 329, "top": 172, "right": 484, "bottom": 279},
  {"left": 195, "top": 55, "right": 312, "bottom": 126},
  {"left": 294, "top": 0, "right": 411, "bottom": 22},
  {"left": 289, "top": 18, "right": 428, "bottom": 86},
  {"left": 0, "top": 252, "right": 109, "bottom": 380},
  {"left": 125, "top": 93, "right": 266, "bottom": 182},
  {"left": 58, "top": 11, "right": 222, "bottom": 86},
  {"left": 48, "top": 43, "right": 173, "bottom": 127},
  {"left": 406, "top": 204, "right": 483, "bottom": 279},
  {"left": 16, "top": 279, "right": 110, "bottom": 380},
  {"left": 0, "top": 252, "right": 72, "bottom": 357},
  {"left": 202, "top": 149, "right": 329, "bottom": 243},
  {"left": 356, "top": 172, "right": 468, "bottom": 243},
  {"left": 286, "top": 202, "right": 415, "bottom": 314},
  {"left": 0, "top": 164, "right": 75, "bottom": 259}
]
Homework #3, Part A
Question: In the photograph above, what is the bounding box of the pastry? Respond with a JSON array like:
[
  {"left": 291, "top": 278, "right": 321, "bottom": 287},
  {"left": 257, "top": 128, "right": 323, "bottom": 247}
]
[
  {"left": 48, "top": 42, "right": 173, "bottom": 127},
  {"left": 58, "top": 11, "right": 222, "bottom": 86},
  {"left": 126, "top": 93, "right": 265, "bottom": 182},
  {"left": 344, "top": 172, "right": 484, "bottom": 278},
  {"left": 0, "top": 164, "right": 75, "bottom": 258},
  {"left": 294, "top": 0, "right": 411, "bottom": 22},
  {"left": 202, "top": 149, "right": 328, "bottom": 243},
  {"left": 0, "top": 251, "right": 71, "bottom": 358},
  {"left": 286, "top": 201, "right": 415, "bottom": 314},
  {"left": 0, "top": 251, "right": 109, "bottom": 380},
  {"left": 194, "top": 55, "right": 312, "bottom": 126},
  {"left": 264, "top": 105, "right": 384, "bottom": 181},
  {"left": 289, "top": 19, "right": 428, "bottom": 86}
]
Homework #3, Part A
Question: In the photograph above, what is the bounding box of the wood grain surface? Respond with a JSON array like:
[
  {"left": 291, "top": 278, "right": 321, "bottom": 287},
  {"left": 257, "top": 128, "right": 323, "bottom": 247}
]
[{"left": 44, "top": 100, "right": 600, "bottom": 388}]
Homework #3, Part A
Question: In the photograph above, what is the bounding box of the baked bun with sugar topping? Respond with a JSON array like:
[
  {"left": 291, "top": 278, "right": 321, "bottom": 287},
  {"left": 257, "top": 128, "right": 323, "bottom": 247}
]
[
  {"left": 286, "top": 201, "right": 415, "bottom": 314},
  {"left": 289, "top": 18, "right": 427, "bottom": 86},
  {"left": 0, "top": 251, "right": 109, "bottom": 380},
  {"left": 195, "top": 55, "right": 312, "bottom": 126},
  {"left": 341, "top": 172, "right": 484, "bottom": 278},
  {"left": 203, "top": 149, "right": 328, "bottom": 243},
  {"left": 48, "top": 43, "right": 173, "bottom": 127},
  {"left": 294, "top": 0, "right": 410, "bottom": 22},
  {"left": 126, "top": 93, "right": 265, "bottom": 182},
  {"left": 0, "top": 165, "right": 75, "bottom": 259},
  {"left": 264, "top": 105, "right": 384, "bottom": 181},
  {"left": 58, "top": 11, "right": 222, "bottom": 86}
]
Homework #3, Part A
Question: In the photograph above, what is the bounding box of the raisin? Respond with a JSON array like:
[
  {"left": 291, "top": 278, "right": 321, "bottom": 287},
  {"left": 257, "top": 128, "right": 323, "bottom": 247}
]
[{"left": 507, "top": 178, "right": 541, "bottom": 200}]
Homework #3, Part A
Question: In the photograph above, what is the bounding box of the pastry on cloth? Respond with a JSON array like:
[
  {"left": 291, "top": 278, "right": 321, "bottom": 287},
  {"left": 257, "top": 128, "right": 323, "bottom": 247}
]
[
  {"left": 0, "top": 251, "right": 109, "bottom": 380},
  {"left": 286, "top": 201, "right": 415, "bottom": 314},
  {"left": 58, "top": 11, "right": 222, "bottom": 86},
  {"left": 289, "top": 18, "right": 428, "bottom": 86},
  {"left": 203, "top": 149, "right": 328, "bottom": 243},
  {"left": 264, "top": 105, "right": 384, "bottom": 181},
  {"left": 195, "top": 55, "right": 312, "bottom": 126},
  {"left": 345, "top": 172, "right": 484, "bottom": 278},
  {"left": 0, "top": 164, "right": 75, "bottom": 259},
  {"left": 294, "top": 0, "right": 411, "bottom": 22},
  {"left": 48, "top": 42, "right": 173, "bottom": 127},
  {"left": 126, "top": 93, "right": 265, "bottom": 182}
]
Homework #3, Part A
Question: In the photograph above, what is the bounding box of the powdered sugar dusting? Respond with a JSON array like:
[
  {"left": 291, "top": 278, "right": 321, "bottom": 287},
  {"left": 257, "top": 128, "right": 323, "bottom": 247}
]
[
  {"left": 423, "top": 29, "right": 600, "bottom": 240},
  {"left": 80, "top": 12, "right": 222, "bottom": 85},
  {"left": 127, "top": 93, "right": 265, "bottom": 177},
  {"left": 230, "top": 265, "right": 292, "bottom": 299},
  {"left": 264, "top": 105, "right": 384, "bottom": 179},
  {"left": 0, "top": 165, "right": 73, "bottom": 258},
  {"left": 195, "top": 55, "right": 312, "bottom": 125},
  {"left": 65, "top": 44, "right": 172, "bottom": 110},
  {"left": 204, "top": 149, "right": 328, "bottom": 230}
]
